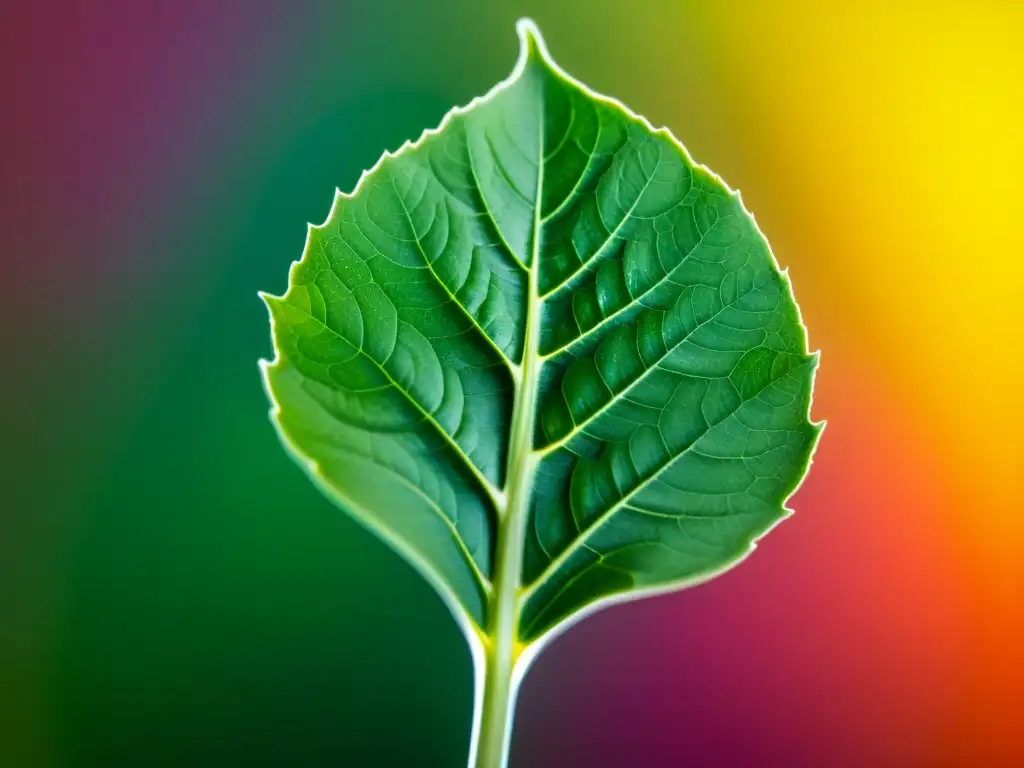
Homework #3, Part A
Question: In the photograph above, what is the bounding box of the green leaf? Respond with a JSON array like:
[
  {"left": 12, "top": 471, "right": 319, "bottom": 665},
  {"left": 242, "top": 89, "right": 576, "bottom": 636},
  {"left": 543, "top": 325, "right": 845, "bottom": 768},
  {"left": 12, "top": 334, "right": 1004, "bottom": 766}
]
[{"left": 261, "top": 19, "right": 821, "bottom": 768}]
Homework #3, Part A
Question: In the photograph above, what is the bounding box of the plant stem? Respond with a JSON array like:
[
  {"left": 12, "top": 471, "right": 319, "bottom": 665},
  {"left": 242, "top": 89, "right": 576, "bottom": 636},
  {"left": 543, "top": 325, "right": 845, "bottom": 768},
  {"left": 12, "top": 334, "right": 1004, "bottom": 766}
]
[
  {"left": 472, "top": 639, "right": 519, "bottom": 768},
  {"left": 470, "top": 488, "right": 531, "bottom": 768}
]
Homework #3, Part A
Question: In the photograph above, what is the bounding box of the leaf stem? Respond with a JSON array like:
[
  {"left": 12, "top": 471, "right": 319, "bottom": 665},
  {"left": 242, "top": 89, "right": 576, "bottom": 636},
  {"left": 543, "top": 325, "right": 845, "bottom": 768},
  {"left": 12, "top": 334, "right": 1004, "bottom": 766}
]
[
  {"left": 473, "top": 645, "right": 519, "bottom": 768},
  {"left": 470, "top": 492, "right": 531, "bottom": 768}
]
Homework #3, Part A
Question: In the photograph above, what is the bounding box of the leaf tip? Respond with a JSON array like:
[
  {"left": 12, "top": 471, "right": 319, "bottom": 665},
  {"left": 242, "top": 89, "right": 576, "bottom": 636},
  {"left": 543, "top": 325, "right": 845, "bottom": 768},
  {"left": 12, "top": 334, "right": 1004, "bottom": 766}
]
[{"left": 515, "top": 17, "right": 550, "bottom": 66}]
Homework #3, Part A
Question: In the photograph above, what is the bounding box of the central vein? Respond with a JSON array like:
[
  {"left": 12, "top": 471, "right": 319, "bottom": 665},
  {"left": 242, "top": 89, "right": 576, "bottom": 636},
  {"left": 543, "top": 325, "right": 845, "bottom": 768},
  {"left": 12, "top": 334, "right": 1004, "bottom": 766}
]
[
  {"left": 488, "top": 102, "right": 544, "bottom": 658},
  {"left": 490, "top": 263, "right": 541, "bottom": 654},
  {"left": 479, "top": 89, "right": 545, "bottom": 738}
]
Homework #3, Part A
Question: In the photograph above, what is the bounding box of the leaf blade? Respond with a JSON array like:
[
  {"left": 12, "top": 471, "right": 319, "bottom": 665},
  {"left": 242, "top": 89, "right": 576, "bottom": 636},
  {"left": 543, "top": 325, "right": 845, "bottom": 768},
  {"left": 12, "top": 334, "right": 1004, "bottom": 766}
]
[{"left": 261, "top": 19, "right": 821, "bottom": 650}]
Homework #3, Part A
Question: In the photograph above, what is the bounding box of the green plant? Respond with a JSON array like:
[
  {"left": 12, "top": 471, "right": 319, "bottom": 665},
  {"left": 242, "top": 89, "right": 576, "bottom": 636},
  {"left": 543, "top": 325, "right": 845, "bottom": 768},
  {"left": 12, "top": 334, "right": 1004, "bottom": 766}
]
[{"left": 261, "top": 19, "right": 821, "bottom": 768}]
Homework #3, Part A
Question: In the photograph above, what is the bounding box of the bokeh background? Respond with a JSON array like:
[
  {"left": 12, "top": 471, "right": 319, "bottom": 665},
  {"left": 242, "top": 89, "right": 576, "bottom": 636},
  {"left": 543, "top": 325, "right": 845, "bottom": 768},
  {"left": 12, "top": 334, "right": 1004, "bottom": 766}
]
[{"left": 2, "top": 1, "right": 1022, "bottom": 766}]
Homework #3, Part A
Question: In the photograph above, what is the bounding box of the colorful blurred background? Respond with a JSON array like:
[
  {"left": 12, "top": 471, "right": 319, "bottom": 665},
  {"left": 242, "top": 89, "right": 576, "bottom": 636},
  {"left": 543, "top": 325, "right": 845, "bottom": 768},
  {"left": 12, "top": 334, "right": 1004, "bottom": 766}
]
[{"left": 2, "top": 1, "right": 1021, "bottom": 765}]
